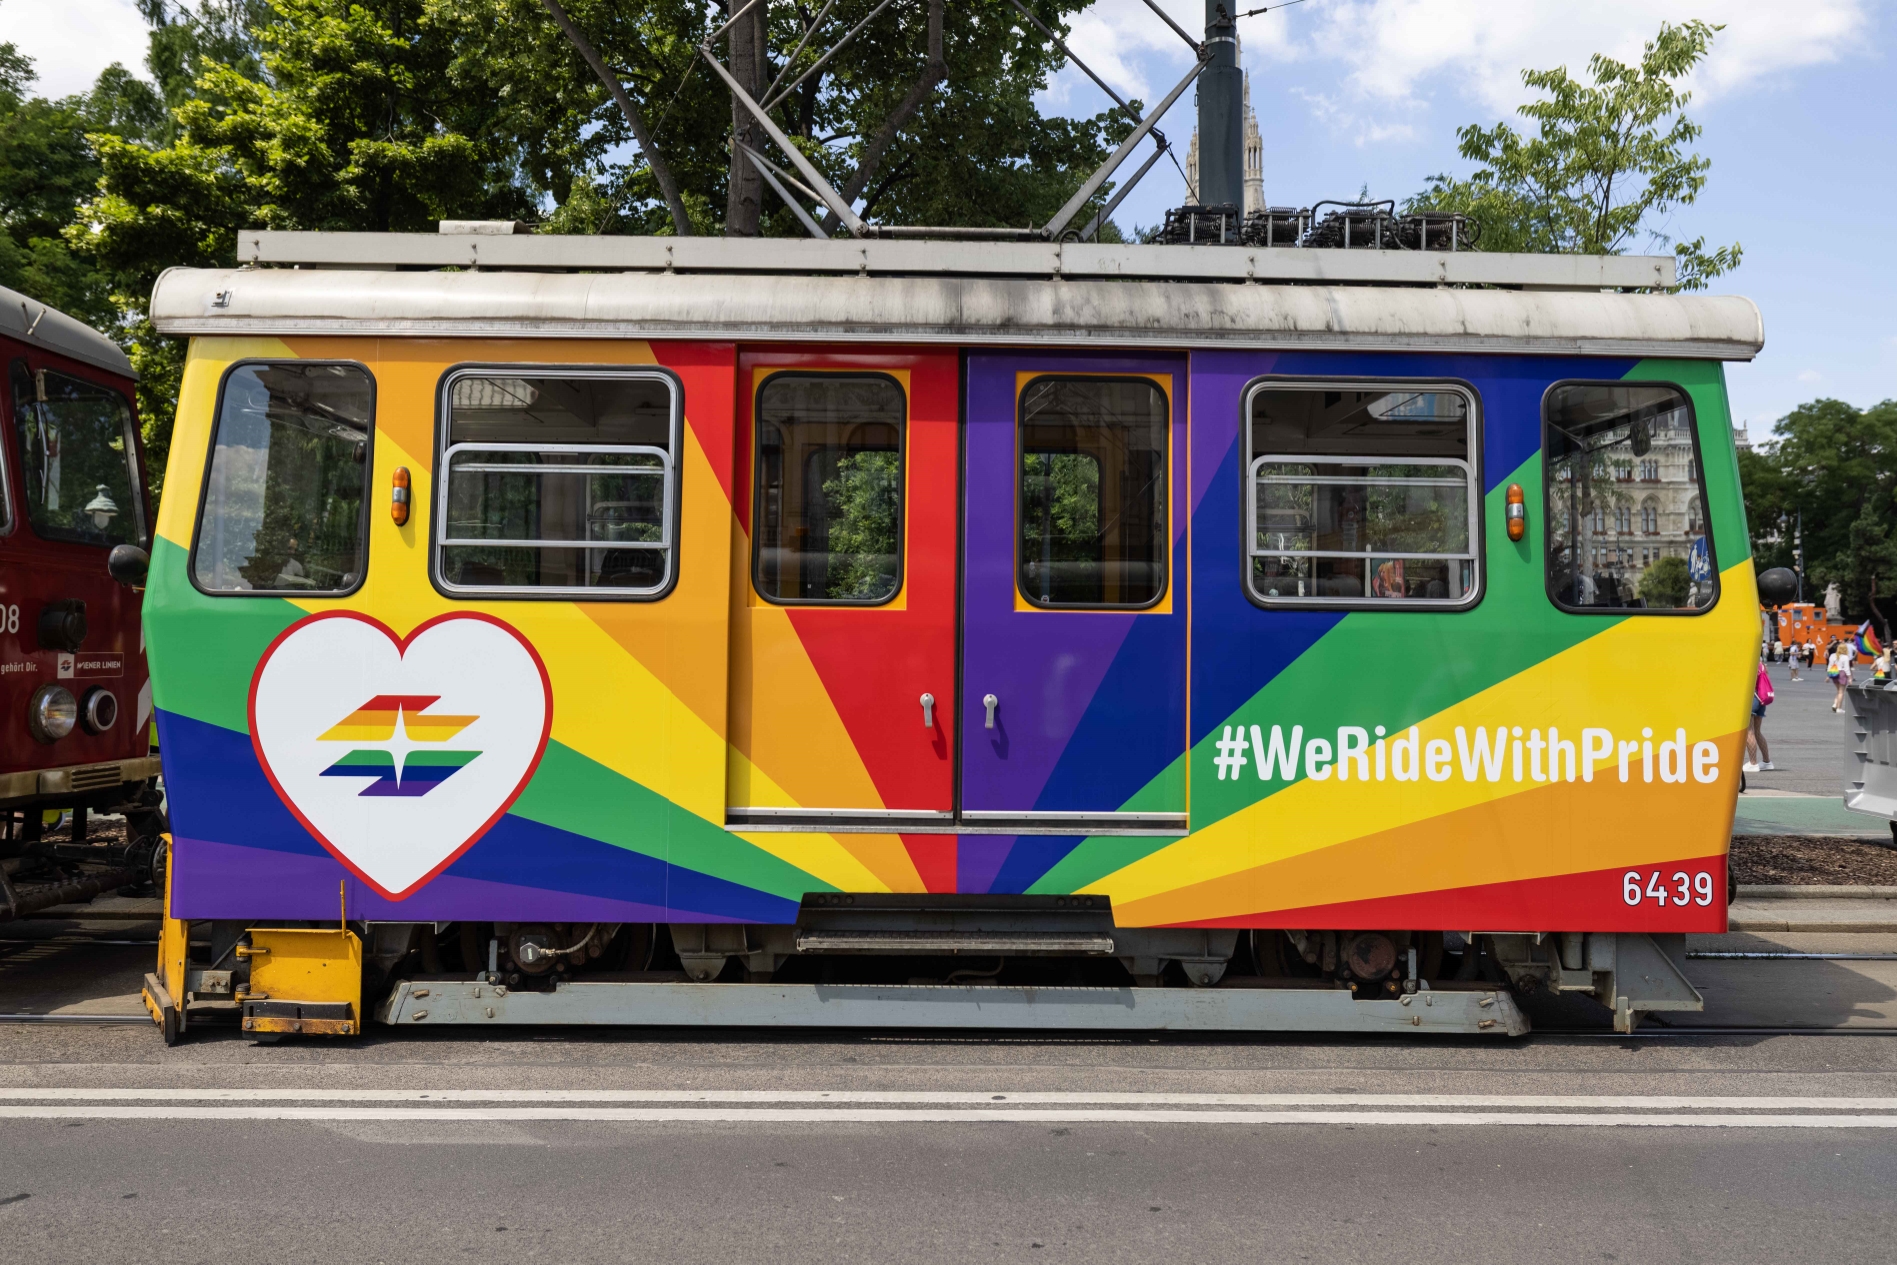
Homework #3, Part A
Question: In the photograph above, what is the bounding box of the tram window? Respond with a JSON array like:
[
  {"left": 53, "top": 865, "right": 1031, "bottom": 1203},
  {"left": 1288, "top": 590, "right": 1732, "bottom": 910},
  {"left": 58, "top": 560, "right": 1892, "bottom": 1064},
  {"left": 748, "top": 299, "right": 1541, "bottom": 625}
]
[
  {"left": 1245, "top": 385, "right": 1478, "bottom": 606},
  {"left": 753, "top": 374, "right": 904, "bottom": 604},
  {"left": 10, "top": 361, "right": 142, "bottom": 549},
  {"left": 436, "top": 370, "right": 678, "bottom": 597},
  {"left": 1544, "top": 383, "right": 1716, "bottom": 613},
  {"left": 193, "top": 362, "right": 372, "bottom": 593},
  {"left": 1018, "top": 377, "right": 1168, "bottom": 608}
]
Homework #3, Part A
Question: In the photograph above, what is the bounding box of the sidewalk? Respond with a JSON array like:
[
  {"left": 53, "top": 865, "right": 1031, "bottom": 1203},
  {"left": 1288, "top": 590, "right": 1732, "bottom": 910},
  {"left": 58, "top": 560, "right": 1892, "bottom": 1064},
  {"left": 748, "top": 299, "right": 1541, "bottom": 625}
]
[{"left": 1729, "top": 885, "right": 1897, "bottom": 932}]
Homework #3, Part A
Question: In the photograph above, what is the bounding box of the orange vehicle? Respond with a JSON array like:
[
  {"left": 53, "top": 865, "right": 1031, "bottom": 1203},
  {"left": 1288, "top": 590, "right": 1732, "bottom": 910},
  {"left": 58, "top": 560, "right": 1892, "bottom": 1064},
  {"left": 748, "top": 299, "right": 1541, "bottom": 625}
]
[{"left": 1767, "top": 602, "right": 1872, "bottom": 665}]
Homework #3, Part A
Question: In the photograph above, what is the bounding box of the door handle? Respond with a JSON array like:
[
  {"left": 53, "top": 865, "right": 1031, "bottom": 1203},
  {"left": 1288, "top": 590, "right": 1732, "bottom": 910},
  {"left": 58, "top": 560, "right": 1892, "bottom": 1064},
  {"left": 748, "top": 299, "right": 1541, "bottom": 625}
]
[
  {"left": 983, "top": 693, "right": 998, "bottom": 730},
  {"left": 920, "top": 693, "right": 935, "bottom": 728}
]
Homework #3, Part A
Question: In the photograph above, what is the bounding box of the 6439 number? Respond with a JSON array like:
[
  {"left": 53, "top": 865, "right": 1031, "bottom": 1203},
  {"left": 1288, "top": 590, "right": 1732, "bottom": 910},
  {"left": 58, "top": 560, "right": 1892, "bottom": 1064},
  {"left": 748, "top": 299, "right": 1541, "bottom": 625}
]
[{"left": 1622, "top": 870, "right": 1715, "bottom": 907}]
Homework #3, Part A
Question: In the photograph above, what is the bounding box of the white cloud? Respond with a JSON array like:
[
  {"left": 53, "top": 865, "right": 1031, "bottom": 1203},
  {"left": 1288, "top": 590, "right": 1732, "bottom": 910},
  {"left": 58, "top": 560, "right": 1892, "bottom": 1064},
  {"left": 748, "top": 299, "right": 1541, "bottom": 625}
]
[
  {"left": 1042, "top": 0, "right": 1874, "bottom": 137},
  {"left": 0, "top": 0, "right": 151, "bottom": 98},
  {"left": 1272, "top": 0, "right": 1872, "bottom": 116},
  {"left": 1797, "top": 369, "right": 1824, "bottom": 383}
]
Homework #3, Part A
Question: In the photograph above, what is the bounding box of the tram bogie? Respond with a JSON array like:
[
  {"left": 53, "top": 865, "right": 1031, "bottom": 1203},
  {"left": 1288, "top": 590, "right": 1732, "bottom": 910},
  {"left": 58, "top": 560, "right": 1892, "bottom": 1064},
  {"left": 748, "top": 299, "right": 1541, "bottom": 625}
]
[{"left": 139, "top": 232, "right": 1762, "bottom": 1039}]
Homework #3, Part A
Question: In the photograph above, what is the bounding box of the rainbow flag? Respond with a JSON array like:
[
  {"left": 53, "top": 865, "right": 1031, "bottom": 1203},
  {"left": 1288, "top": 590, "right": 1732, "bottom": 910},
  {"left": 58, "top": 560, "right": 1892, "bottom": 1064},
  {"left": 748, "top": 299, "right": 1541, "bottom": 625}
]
[{"left": 1857, "top": 622, "right": 1884, "bottom": 657}]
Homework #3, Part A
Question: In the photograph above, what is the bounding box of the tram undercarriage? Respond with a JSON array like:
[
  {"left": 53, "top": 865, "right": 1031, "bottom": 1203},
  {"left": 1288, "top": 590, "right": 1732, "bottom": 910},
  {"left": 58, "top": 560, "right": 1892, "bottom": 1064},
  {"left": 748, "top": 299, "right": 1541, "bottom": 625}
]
[{"left": 145, "top": 893, "right": 1703, "bottom": 1042}]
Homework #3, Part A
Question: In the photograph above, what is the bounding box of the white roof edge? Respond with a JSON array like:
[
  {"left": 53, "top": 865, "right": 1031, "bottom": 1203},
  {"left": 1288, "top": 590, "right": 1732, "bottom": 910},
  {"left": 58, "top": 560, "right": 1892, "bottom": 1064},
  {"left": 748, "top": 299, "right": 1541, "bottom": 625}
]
[
  {"left": 0, "top": 283, "right": 136, "bottom": 380},
  {"left": 238, "top": 229, "right": 1679, "bottom": 292},
  {"left": 150, "top": 268, "right": 1765, "bottom": 362}
]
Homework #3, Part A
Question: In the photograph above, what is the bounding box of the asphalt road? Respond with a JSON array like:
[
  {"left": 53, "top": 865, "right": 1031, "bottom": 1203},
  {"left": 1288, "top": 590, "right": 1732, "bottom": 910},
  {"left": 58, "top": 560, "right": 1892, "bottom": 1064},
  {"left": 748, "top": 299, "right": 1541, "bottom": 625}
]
[
  {"left": 1746, "top": 660, "right": 1858, "bottom": 796},
  {"left": 1, "top": 924, "right": 1896, "bottom": 1263}
]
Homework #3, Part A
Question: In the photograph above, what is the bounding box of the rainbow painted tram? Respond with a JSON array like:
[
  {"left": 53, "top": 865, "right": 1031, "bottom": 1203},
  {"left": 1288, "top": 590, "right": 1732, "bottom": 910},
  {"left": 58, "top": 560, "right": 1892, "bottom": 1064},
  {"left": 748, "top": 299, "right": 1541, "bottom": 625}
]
[{"left": 137, "top": 230, "right": 1762, "bottom": 1040}]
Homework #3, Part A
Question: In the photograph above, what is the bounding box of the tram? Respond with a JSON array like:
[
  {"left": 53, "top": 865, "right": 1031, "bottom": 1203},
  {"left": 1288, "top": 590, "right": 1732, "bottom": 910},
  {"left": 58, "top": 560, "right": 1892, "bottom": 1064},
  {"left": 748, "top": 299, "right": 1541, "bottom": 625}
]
[
  {"left": 0, "top": 285, "right": 164, "bottom": 918},
  {"left": 138, "top": 230, "right": 1762, "bottom": 1041}
]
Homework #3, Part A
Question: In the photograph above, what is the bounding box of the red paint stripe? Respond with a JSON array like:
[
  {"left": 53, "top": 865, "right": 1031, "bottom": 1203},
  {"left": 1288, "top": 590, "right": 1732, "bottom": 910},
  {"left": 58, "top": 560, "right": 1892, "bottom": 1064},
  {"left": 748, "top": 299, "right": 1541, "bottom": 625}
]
[
  {"left": 1167, "top": 856, "right": 1730, "bottom": 933},
  {"left": 900, "top": 835, "right": 958, "bottom": 894}
]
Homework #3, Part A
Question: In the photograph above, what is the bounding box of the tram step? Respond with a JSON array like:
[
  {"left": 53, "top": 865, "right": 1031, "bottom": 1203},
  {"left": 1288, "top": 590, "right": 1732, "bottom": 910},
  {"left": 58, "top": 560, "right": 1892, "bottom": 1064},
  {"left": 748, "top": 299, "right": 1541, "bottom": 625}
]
[{"left": 792, "top": 931, "right": 1117, "bottom": 955}]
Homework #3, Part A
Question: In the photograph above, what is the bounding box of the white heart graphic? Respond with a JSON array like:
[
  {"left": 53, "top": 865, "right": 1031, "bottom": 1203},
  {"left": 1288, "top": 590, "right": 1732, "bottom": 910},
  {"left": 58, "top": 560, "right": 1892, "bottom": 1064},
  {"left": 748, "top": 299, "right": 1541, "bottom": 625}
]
[{"left": 249, "top": 612, "right": 552, "bottom": 899}]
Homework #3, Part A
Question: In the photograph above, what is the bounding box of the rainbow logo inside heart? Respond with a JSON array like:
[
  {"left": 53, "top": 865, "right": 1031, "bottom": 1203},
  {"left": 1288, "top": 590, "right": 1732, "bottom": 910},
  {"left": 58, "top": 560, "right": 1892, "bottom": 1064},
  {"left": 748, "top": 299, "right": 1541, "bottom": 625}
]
[
  {"left": 249, "top": 611, "right": 552, "bottom": 899},
  {"left": 318, "top": 695, "right": 482, "bottom": 797}
]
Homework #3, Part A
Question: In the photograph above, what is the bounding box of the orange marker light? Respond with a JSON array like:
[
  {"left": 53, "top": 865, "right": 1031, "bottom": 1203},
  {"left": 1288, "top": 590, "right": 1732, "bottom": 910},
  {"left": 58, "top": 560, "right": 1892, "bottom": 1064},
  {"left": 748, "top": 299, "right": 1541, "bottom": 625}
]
[
  {"left": 1505, "top": 483, "right": 1525, "bottom": 542},
  {"left": 391, "top": 466, "right": 411, "bottom": 527}
]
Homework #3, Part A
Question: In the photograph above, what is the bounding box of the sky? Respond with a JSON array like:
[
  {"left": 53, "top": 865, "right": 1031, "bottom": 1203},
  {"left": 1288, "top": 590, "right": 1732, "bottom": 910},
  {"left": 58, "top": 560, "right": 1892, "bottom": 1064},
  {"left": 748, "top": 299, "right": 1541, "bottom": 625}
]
[{"left": 2, "top": 0, "right": 1891, "bottom": 434}]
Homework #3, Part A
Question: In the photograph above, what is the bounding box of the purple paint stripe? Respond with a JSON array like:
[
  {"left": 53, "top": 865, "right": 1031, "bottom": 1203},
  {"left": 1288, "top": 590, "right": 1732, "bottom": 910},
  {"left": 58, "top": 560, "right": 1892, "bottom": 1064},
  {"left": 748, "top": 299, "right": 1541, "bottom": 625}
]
[
  {"left": 1189, "top": 351, "right": 1259, "bottom": 515},
  {"left": 169, "top": 835, "right": 687, "bottom": 923},
  {"left": 955, "top": 836, "right": 1015, "bottom": 895}
]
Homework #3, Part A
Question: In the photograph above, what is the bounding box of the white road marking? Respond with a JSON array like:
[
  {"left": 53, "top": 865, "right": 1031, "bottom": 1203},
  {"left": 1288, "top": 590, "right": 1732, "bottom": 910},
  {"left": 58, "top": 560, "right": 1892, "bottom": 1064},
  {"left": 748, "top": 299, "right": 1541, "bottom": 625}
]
[
  {"left": 0, "top": 1089, "right": 1893, "bottom": 1109},
  {"left": 0, "top": 1105, "right": 1893, "bottom": 1127}
]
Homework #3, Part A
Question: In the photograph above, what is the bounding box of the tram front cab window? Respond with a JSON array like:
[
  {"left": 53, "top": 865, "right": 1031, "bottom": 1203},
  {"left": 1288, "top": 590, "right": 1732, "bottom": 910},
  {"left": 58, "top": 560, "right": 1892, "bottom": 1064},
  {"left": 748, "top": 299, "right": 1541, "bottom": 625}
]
[
  {"left": 192, "top": 361, "right": 371, "bottom": 593},
  {"left": 9, "top": 360, "right": 141, "bottom": 548},
  {"left": 1017, "top": 376, "right": 1168, "bottom": 608},
  {"left": 1544, "top": 382, "right": 1716, "bottom": 613},
  {"left": 753, "top": 373, "right": 904, "bottom": 605},
  {"left": 435, "top": 369, "right": 679, "bottom": 598},
  {"left": 1245, "top": 383, "right": 1478, "bottom": 607}
]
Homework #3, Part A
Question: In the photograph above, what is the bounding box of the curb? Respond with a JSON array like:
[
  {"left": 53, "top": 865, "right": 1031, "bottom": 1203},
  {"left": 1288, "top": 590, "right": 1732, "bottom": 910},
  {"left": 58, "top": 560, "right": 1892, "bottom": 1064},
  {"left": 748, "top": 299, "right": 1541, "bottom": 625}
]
[
  {"left": 1728, "top": 918, "right": 1897, "bottom": 933},
  {"left": 1735, "top": 885, "right": 1897, "bottom": 900}
]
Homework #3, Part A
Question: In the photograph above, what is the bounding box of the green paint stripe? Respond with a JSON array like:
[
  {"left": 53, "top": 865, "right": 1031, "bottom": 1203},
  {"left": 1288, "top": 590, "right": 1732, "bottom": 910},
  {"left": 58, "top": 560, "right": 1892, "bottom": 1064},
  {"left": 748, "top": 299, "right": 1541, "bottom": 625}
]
[
  {"left": 145, "top": 535, "right": 303, "bottom": 733},
  {"left": 511, "top": 741, "right": 834, "bottom": 900}
]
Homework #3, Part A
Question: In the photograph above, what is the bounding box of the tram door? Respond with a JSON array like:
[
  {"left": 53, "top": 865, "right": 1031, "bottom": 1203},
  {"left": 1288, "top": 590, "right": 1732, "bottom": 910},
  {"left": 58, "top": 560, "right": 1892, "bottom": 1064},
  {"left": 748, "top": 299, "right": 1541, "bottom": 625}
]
[
  {"left": 959, "top": 353, "right": 1190, "bottom": 853},
  {"left": 726, "top": 351, "right": 961, "bottom": 858}
]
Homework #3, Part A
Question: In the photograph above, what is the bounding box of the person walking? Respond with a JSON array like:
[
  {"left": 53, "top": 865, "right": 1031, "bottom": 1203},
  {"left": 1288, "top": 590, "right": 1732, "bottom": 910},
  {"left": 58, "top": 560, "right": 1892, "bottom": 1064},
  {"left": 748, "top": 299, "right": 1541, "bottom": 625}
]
[
  {"left": 1829, "top": 639, "right": 1853, "bottom": 713},
  {"left": 1745, "top": 657, "right": 1776, "bottom": 772},
  {"left": 1789, "top": 640, "right": 1803, "bottom": 681}
]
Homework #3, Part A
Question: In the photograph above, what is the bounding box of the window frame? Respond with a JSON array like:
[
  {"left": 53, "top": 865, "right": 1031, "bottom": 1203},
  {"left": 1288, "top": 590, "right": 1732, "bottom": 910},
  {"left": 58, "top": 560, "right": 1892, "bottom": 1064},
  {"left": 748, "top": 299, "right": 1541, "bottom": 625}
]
[
  {"left": 430, "top": 363, "right": 684, "bottom": 603},
  {"left": 1540, "top": 377, "right": 1719, "bottom": 618},
  {"left": 11, "top": 357, "right": 146, "bottom": 551},
  {"left": 749, "top": 369, "right": 908, "bottom": 608},
  {"left": 1014, "top": 372, "right": 1172, "bottom": 612},
  {"left": 187, "top": 358, "right": 376, "bottom": 599},
  {"left": 0, "top": 357, "right": 24, "bottom": 540},
  {"left": 1240, "top": 376, "right": 1485, "bottom": 612}
]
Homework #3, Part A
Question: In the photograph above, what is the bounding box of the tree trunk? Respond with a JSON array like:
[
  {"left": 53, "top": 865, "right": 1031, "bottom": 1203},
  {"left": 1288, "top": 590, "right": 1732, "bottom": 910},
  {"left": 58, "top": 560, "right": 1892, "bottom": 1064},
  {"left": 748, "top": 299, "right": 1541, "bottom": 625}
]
[
  {"left": 724, "top": 0, "right": 769, "bottom": 237},
  {"left": 816, "top": 0, "right": 944, "bottom": 233},
  {"left": 539, "top": 0, "right": 693, "bottom": 236}
]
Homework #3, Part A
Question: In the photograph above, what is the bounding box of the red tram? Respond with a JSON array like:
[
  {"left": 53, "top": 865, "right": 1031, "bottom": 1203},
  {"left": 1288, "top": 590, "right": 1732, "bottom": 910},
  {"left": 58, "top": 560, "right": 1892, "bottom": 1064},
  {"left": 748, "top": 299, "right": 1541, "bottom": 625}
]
[{"left": 0, "top": 285, "right": 164, "bottom": 916}]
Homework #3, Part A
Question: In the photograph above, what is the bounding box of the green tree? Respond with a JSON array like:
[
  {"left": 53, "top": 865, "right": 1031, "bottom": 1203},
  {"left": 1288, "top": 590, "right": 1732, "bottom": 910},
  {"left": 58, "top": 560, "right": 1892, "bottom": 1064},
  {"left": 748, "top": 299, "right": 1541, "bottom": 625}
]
[
  {"left": 1741, "top": 398, "right": 1897, "bottom": 622},
  {"left": 1407, "top": 20, "right": 1740, "bottom": 291},
  {"left": 0, "top": 45, "right": 162, "bottom": 327},
  {"left": 1636, "top": 554, "right": 1692, "bottom": 608},
  {"left": 821, "top": 450, "right": 901, "bottom": 600}
]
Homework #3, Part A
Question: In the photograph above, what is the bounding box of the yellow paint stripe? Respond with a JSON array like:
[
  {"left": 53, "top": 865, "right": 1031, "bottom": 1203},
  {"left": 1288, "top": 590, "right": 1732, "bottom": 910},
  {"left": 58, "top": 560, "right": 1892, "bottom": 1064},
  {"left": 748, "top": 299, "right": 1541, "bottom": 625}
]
[
  {"left": 579, "top": 421, "right": 733, "bottom": 743},
  {"left": 1090, "top": 561, "right": 1759, "bottom": 904}
]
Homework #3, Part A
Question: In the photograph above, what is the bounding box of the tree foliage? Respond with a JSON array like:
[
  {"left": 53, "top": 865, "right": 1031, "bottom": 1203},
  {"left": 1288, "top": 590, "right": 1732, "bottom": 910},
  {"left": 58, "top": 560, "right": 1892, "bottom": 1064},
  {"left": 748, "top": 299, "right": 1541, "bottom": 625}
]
[
  {"left": 1408, "top": 20, "right": 1740, "bottom": 291},
  {"left": 1741, "top": 398, "right": 1897, "bottom": 624}
]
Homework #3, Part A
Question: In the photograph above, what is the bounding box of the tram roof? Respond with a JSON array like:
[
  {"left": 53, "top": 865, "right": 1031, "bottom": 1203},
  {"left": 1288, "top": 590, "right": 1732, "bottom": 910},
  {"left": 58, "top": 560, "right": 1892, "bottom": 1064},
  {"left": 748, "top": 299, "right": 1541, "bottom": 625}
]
[
  {"left": 0, "top": 283, "right": 135, "bottom": 380},
  {"left": 151, "top": 232, "right": 1764, "bottom": 361}
]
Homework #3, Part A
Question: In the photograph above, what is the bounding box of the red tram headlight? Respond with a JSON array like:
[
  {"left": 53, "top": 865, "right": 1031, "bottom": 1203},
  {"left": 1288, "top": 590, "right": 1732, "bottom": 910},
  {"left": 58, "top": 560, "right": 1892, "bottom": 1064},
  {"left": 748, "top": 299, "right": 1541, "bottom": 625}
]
[{"left": 28, "top": 684, "right": 78, "bottom": 744}]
